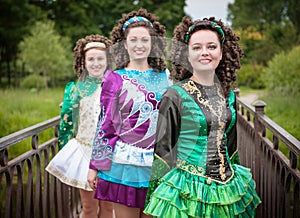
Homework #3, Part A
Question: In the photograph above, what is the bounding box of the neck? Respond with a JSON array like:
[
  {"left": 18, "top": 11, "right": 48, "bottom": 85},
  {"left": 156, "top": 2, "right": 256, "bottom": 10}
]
[
  {"left": 191, "top": 71, "right": 215, "bottom": 86},
  {"left": 127, "top": 59, "right": 150, "bottom": 72}
]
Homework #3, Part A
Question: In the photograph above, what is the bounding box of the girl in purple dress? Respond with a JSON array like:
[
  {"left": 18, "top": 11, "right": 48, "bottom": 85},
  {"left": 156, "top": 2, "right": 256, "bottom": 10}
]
[{"left": 87, "top": 8, "right": 172, "bottom": 218}]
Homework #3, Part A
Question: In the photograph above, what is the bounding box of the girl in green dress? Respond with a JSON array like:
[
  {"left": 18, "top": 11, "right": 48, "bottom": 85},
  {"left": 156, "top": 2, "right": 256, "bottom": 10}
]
[{"left": 144, "top": 16, "right": 261, "bottom": 217}]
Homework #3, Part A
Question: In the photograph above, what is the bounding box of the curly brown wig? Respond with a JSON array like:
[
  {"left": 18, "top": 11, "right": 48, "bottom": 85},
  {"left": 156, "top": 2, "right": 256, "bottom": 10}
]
[
  {"left": 110, "top": 8, "right": 167, "bottom": 72},
  {"left": 73, "top": 34, "right": 112, "bottom": 81},
  {"left": 171, "top": 16, "right": 244, "bottom": 97}
]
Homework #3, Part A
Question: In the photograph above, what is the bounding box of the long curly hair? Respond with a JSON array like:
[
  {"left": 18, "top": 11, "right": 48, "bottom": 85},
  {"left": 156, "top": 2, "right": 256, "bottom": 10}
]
[
  {"left": 171, "top": 16, "right": 244, "bottom": 97},
  {"left": 111, "top": 8, "right": 167, "bottom": 72},
  {"left": 73, "top": 34, "right": 112, "bottom": 81}
]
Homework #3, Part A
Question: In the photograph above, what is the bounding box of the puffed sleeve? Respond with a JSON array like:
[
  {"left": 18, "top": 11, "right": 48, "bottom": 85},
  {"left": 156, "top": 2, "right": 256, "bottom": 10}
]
[
  {"left": 90, "top": 71, "right": 122, "bottom": 171},
  {"left": 58, "top": 82, "right": 77, "bottom": 149},
  {"left": 145, "top": 87, "right": 182, "bottom": 206}
]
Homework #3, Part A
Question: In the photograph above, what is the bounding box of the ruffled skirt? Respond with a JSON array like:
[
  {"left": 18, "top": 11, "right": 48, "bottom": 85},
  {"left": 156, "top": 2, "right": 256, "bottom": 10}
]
[
  {"left": 95, "top": 178, "right": 148, "bottom": 208},
  {"left": 46, "top": 138, "right": 92, "bottom": 191},
  {"left": 144, "top": 164, "right": 261, "bottom": 217}
]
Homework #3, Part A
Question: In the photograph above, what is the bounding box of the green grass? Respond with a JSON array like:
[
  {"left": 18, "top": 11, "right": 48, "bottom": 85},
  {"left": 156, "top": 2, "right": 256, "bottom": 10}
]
[
  {"left": 239, "top": 86, "right": 299, "bottom": 140},
  {"left": 260, "top": 90, "right": 300, "bottom": 140},
  {"left": 237, "top": 86, "right": 265, "bottom": 98},
  {"left": 0, "top": 88, "right": 64, "bottom": 137},
  {"left": 239, "top": 86, "right": 300, "bottom": 168},
  {"left": 0, "top": 88, "right": 64, "bottom": 159}
]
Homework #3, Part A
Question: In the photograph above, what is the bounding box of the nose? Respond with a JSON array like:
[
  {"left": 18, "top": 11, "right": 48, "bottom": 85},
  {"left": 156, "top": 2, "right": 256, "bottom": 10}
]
[
  {"left": 94, "top": 59, "right": 101, "bottom": 65},
  {"left": 136, "top": 39, "right": 144, "bottom": 48},
  {"left": 201, "top": 47, "right": 209, "bottom": 56}
]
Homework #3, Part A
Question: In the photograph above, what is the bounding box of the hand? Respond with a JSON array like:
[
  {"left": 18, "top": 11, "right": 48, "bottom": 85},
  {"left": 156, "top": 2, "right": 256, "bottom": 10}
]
[{"left": 87, "top": 169, "right": 98, "bottom": 190}]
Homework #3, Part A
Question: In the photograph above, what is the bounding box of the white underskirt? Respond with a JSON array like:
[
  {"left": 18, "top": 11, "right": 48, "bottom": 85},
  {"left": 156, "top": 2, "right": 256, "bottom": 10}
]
[{"left": 46, "top": 138, "right": 92, "bottom": 191}]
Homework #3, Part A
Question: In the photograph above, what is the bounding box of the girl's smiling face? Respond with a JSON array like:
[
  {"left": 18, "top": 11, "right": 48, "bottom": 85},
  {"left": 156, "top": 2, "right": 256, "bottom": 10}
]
[
  {"left": 85, "top": 48, "right": 107, "bottom": 79},
  {"left": 188, "top": 30, "right": 222, "bottom": 74},
  {"left": 125, "top": 26, "right": 151, "bottom": 61}
]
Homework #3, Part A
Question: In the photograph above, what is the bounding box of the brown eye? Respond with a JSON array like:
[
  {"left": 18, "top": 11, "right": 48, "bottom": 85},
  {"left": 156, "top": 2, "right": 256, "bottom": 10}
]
[
  {"left": 192, "top": 45, "right": 201, "bottom": 50},
  {"left": 208, "top": 44, "right": 217, "bottom": 50}
]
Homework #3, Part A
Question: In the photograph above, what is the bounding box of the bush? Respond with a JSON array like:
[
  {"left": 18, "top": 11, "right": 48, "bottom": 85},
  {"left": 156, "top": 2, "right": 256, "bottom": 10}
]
[
  {"left": 236, "top": 64, "right": 266, "bottom": 89},
  {"left": 19, "top": 74, "right": 46, "bottom": 90},
  {"left": 265, "top": 45, "right": 300, "bottom": 94}
]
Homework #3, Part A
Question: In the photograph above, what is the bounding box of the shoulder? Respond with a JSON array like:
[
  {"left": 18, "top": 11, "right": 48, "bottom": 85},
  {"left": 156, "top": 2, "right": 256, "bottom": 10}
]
[
  {"left": 103, "top": 70, "right": 122, "bottom": 82},
  {"left": 64, "top": 81, "right": 75, "bottom": 90},
  {"left": 63, "top": 81, "right": 76, "bottom": 96},
  {"left": 102, "top": 70, "right": 123, "bottom": 90},
  {"left": 228, "top": 89, "right": 236, "bottom": 101}
]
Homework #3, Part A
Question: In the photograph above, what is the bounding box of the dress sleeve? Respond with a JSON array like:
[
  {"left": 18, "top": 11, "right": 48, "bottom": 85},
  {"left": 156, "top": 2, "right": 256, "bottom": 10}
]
[
  {"left": 227, "top": 91, "right": 240, "bottom": 164},
  {"left": 145, "top": 87, "right": 182, "bottom": 206},
  {"left": 90, "top": 71, "right": 122, "bottom": 171},
  {"left": 58, "top": 82, "right": 76, "bottom": 150}
]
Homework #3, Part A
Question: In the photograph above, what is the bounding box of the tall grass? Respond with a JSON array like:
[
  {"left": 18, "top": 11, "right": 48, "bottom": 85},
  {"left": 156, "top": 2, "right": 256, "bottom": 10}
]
[
  {"left": 239, "top": 87, "right": 299, "bottom": 140},
  {"left": 0, "top": 88, "right": 63, "bottom": 136},
  {"left": 261, "top": 91, "right": 300, "bottom": 140},
  {"left": 0, "top": 88, "right": 64, "bottom": 159}
]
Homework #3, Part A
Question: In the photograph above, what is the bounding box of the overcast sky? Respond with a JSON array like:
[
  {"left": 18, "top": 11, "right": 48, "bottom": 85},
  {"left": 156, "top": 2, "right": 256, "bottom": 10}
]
[{"left": 184, "top": 0, "right": 234, "bottom": 25}]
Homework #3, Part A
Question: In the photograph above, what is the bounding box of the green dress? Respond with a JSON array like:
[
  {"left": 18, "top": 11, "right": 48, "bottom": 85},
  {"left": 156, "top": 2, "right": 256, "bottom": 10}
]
[{"left": 144, "top": 79, "right": 261, "bottom": 218}]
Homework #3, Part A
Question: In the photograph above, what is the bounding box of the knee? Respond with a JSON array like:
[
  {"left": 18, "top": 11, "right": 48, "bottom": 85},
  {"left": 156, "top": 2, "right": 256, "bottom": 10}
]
[{"left": 81, "top": 200, "right": 98, "bottom": 216}]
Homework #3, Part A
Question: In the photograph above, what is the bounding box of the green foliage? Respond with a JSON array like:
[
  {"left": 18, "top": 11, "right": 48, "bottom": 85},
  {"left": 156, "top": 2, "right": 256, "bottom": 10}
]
[
  {"left": 261, "top": 91, "right": 300, "bottom": 140},
  {"left": 235, "top": 27, "right": 264, "bottom": 65},
  {"left": 0, "top": 88, "right": 63, "bottom": 137},
  {"left": 237, "top": 64, "right": 266, "bottom": 89},
  {"left": 265, "top": 45, "right": 300, "bottom": 94},
  {"left": 19, "top": 74, "right": 45, "bottom": 90},
  {"left": 18, "top": 20, "right": 73, "bottom": 89},
  {"left": 29, "top": 0, "right": 186, "bottom": 45},
  {"left": 228, "top": 0, "right": 299, "bottom": 34},
  {"left": 228, "top": 0, "right": 300, "bottom": 67},
  {"left": 0, "top": 88, "right": 63, "bottom": 160}
]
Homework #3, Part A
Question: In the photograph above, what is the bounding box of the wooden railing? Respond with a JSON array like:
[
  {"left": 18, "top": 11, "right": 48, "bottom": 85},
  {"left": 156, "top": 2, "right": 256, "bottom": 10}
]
[
  {"left": 235, "top": 90, "right": 300, "bottom": 218},
  {"left": 0, "top": 96, "right": 299, "bottom": 218},
  {"left": 0, "top": 116, "right": 81, "bottom": 218}
]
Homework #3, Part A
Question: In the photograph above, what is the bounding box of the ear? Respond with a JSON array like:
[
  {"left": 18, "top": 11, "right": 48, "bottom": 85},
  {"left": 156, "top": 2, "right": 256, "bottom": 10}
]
[{"left": 124, "top": 41, "right": 128, "bottom": 50}]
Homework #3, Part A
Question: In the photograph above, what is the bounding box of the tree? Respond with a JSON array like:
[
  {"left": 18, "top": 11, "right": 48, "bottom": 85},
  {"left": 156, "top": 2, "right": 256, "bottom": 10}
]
[
  {"left": 227, "top": 0, "right": 300, "bottom": 66},
  {"left": 18, "top": 20, "right": 72, "bottom": 89},
  {"left": 0, "top": 0, "right": 45, "bottom": 87},
  {"left": 265, "top": 45, "right": 300, "bottom": 94},
  {"left": 29, "top": 0, "right": 186, "bottom": 44},
  {"left": 228, "top": 0, "right": 300, "bottom": 34}
]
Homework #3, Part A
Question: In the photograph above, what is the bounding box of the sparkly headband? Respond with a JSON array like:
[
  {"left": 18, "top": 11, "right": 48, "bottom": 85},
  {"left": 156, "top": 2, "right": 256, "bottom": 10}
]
[
  {"left": 185, "top": 21, "right": 225, "bottom": 44},
  {"left": 84, "top": 42, "right": 106, "bottom": 51},
  {"left": 122, "top": 16, "right": 153, "bottom": 31}
]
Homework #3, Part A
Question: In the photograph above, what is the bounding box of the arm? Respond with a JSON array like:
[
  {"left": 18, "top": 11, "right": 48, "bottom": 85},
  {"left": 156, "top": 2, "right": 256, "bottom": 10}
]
[
  {"left": 90, "top": 71, "right": 122, "bottom": 171},
  {"left": 145, "top": 88, "right": 182, "bottom": 206},
  {"left": 227, "top": 91, "right": 240, "bottom": 164},
  {"left": 58, "top": 82, "right": 77, "bottom": 150}
]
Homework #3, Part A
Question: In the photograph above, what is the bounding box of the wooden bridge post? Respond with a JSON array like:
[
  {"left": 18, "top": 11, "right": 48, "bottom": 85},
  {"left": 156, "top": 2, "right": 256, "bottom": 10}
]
[{"left": 253, "top": 100, "right": 267, "bottom": 217}]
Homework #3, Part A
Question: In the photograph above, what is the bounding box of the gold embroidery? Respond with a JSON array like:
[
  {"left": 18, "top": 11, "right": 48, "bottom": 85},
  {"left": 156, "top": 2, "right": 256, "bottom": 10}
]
[
  {"left": 176, "top": 159, "right": 235, "bottom": 185},
  {"left": 176, "top": 159, "right": 204, "bottom": 176},
  {"left": 182, "top": 80, "right": 227, "bottom": 181}
]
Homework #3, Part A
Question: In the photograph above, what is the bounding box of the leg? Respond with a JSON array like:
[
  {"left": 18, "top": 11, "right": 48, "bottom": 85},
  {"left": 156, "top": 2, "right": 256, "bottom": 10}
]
[
  {"left": 140, "top": 211, "right": 151, "bottom": 218},
  {"left": 79, "top": 189, "right": 98, "bottom": 218},
  {"left": 98, "top": 200, "right": 113, "bottom": 218},
  {"left": 113, "top": 202, "right": 140, "bottom": 218}
]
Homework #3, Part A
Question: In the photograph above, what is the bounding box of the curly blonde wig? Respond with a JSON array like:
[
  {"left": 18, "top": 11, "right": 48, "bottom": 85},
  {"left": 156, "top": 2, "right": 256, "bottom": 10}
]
[
  {"left": 73, "top": 34, "right": 112, "bottom": 81},
  {"left": 111, "top": 8, "right": 167, "bottom": 72},
  {"left": 171, "top": 16, "right": 244, "bottom": 97}
]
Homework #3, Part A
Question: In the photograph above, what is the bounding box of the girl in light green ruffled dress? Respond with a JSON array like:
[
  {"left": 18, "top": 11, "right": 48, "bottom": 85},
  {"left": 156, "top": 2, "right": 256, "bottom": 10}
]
[{"left": 144, "top": 16, "right": 261, "bottom": 218}]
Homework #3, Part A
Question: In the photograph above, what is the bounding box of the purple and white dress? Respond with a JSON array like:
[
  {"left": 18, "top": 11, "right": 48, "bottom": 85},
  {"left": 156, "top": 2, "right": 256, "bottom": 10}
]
[{"left": 89, "top": 68, "right": 171, "bottom": 208}]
